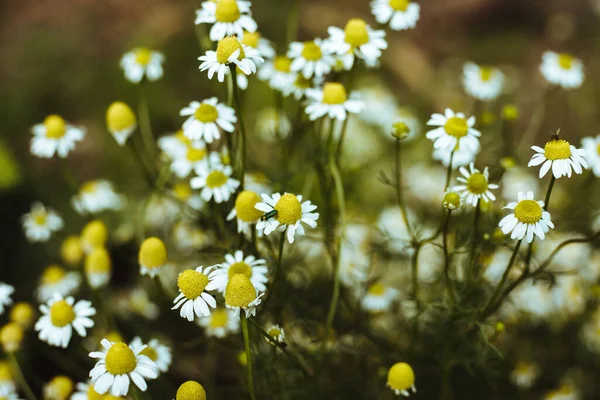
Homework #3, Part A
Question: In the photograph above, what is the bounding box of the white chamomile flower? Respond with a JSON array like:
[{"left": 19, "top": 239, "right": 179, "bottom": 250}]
[
  {"left": 190, "top": 164, "right": 240, "bottom": 203},
  {"left": 84, "top": 248, "right": 112, "bottom": 289},
  {"left": 209, "top": 250, "right": 268, "bottom": 294},
  {"left": 499, "top": 191, "right": 554, "bottom": 243},
  {"left": 180, "top": 98, "right": 236, "bottom": 143},
  {"left": 0, "top": 387, "right": 22, "bottom": 400},
  {"left": 172, "top": 266, "right": 219, "bottom": 321},
  {"left": 72, "top": 180, "right": 124, "bottom": 215},
  {"left": 37, "top": 265, "right": 81, "bottom": 303},
  {"left": 89, "top": 339, "right": 159, "bottom": 396},
  {"left": 199, "top": 36, "right": 263, "bottom": 83},
  {"left": 30, "top": 115, "right": 85, "bottom": 159},
  {"left": 581, "top": 135, "right": 600, "bottom": 177},
  {"left": 426, "top": 108, "right": 481, "bottom": 153},
  {"left": 197, "top": 307, "right": 240, "bottom": 338},
  {"left": 158, "top": 129, "right": 191, "bottom": 160},
  {"left": 43, "top": 376, "right": 73, "bottom": 400},
  {"left": 528, "top": 136, "right": 588, "bottom": 179},
  {"left": 540, "top": 51, "right": 584, "bottom": 89},
  {"left": 224, "top": 273, "right": 264, "bottom": 318},
  {"left": 35, "top": 293, "right": 96, "bottom": 348},
  {"left": 255, "top": 193, "right": 319, "bottom": 244},
  {"left": 305, "top": 82, "right": 365, "bottom": 121},
  {"left": 432, "top": 145, "right": 479, "bottom": 169},
  {"left": 510, "top": 362, "right": 540, "bottom": 389},
  {"left": 240, "top": 31, "right": 275, "bottom": 59},
  {"left": 362, "top": 282, "right": 399, "bottom": 312},
  {"left": 325, "top": 19, "right": 387, "bottom": 68},
  {"left": 257, "top": 56, "right": 296, "bottom": 92},
  {"left": 0, "top": 284, "right": 14, "bottom": 316},
  {"left": 255, "top": 107, "right": 292, "bottom": 142},
  {"left": 169, "top": 141, "right": 208, "bottom": 178},
  {"left": 138, "top": 237, "right": 169, "bottom": 278},
  {"left": 286, "top": 73, "right": 314, "bottom": 100},
  {"left": 453, "top": 163, "right": 498, "bottom": 206},
  {"left": 287, "top": 38, "right": 334, "bottom": 79},
  {"left": 371, "top": 0, "right": 420, "bottom": 31},
  {"left": 544, "top": 384, "right": 578, "bottom": 400},
  {"left": 462, "top": 62, "right": 504, "bottom": 101},
  {"left": 442, "top": 191, "right": 462, "bottom": 211},
  {"left": 21, "top": 202, "right": 64, "bottom": 243},
  {"left": 195, "top": 0, "right": 256, "bottom": 42},
  {"left": 129, "top": 337, "right": 172, "bottom": 374},
  {"left": 106, "top": 101, "right": 137, "bottom": 146},
  {"left": 265, "top": 324, "right": 285, "bottom": 345},
  {"left": 120, "top": 47, "right": 164, "bottom": 84},
  {"left": 227, "top": 190, "right": 264, "bottom": 234},
  {"left": 71, "top": 381, "right": 102, "bottom": 400}
]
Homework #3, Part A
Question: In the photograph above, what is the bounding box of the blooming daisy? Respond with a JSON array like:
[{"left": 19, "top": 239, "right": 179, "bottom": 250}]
[
  {"left": 197, "top": 307, "right": 240, "bottom": 338},
  {"left": 199, "top": 36, "right": 263, "bottom": 83},
  {"left": 265, "top": 324, "right": 285, "bottom": 345},
  {"left": 30, "top": 114, "right": 86, "bottom": 159},
  {"left": 255, "top": 192, "right": 319, "bottom": 244},
  {"left": 510, "top": 362, "right": 540, "bottom": 389},
  {"left": 138, "top": 237, "right": 169, "bottom": 278},
  {"left": 240, "top": 30, "right": 275, "bottom": 59},
  {"left": 0, "top": 323, "right": 23, "bottom": 353},
  {"left": 0, "top": 283, "right": 14, "bottom": 315},
  {"left": 129, "top": 337, "right": 172, "bottom": 374},
  {"left": 21, "top": 202, "right": 63, "bottom": 243},
  {"left": 190, "top": 164, "right": 240, "bottom": 204},
  {"left": 80, "top": 220, "right": 109, "bottom": 253},
  {"left": 37, "top": 265, "right": 81, "bottom": 302},
  {"left": 528, "top": 136, "right": 588, "bottom": 179},
  {"left": 227, "top": 190, "right": 264, "bottom": 234},
  {"left": 43, "top": 375, "right": 73, "bottom": 400},
  {"left": 257, "top": 56, "right": 296, "bottom": 92},
  {"left": 426, "top": 108, "right": 481, "bottom": 153},
  {"left": 106, "top": 101, "right": 137, "bottom": 146},
  {"left": 499, "top": 191, "right": 554, "bottom": 243},
  {"left": 325, "top": 19, "right": 387, "bottom": 68},
  {"left": 158, "top": 129, "right": 192, "bottom": 160},
  {"left": 180, "top": 98, "right": 236, "bottom": 143},
  {"left": 169, "top": 142, "right": 208, "bottom": 179},
  {"left": 462, "top": 62, "right": 504, "bottom": 101},
  {"left": 120, "top": 47, "right": 164, "bottom": 84},
  {"left": 305, "top": 82, "right": 365, "bottom": 121},
  {"left": 84, "top": 248, "right": 112, "bottom": 289},
  {"left": 287, "top": 39, "right": 334, "bottom": 79},
  {"left": 540, "top": 51, "right": 584, "bottom": 89},
  {"left": 176, "top": 381, "right": 206, "bottom": 400},
  {"left": 224, "top": 273, "right": 264, "bottom": 317},
  {"left": 581, "top": 135, "right": 600, "bottom": 177},
  {"left": 285, "top": 73, "right": 313, "bottom": 100},
  {"left": 361, "top": 282, "right": 399, "bottom": 312},
  {"left": 0, "top": 387, "right": 21, "bottom": 400},
  {"left": 72, "top": 180, "right": 124, "bottom": 215},
  {"left": 453, "top": 163, "right": 499, "bottom": 206},
  {"left": 172, "top": 266, "right": 219, "bottom": 321},
  {"left": 209, "top": 250, "right": 268, "bottom": 294},
  {"left": 89, "top": 339, "right": 159, "bottom": 396},
  {"left": 371, "top": 0, "right": 420, "bottom": 31},
  {"left": 35, "top": 293, "right": 96, "bottom": 348},
  {"left": 386, "top": 362, "right": 416, "bottom": 397},
  {"left": 195, "top": 0, "right": 256, "bottom": 42}
]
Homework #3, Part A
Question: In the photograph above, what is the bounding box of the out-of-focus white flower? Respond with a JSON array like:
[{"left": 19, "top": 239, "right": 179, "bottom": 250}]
[
  {"left": 21, "top": 202, "right": 64, "bottom": 243},
  {"left": 30, "top": 115, "right": 85, "bottom": 159},
  {"left": 426, "top": 108, "right": 480, "bottom": 154},
  {"left": 180, "top": 98, "right": 236, "bottom": 143},
  {"left": 197, "top": 307, "right": 240, "bottom": 338},
  {"left": 371, "top": 0, "right": 420, "bottom": 31},
  {"left": 240, "top": 30, "right": 275, "bottom": 59},
  {"left": 258, "top": 56, "right": 296, "bottom": 92},
  {"left": 120, "top": 47, "right": 164, "bottom": 84},
  {"left": 255, "top": 107, "right": 292, "bottom": 142},
  {"left": 35, "top": 293, "right": 95, "bottom": 348},
  {"left": 325, "top": 19, "right": 387, "bottom": 68},
  {"left": 540, "top": 51, "right": 584, "bottom": 89},
  {"left": 462, "top": 62, "right": 504, "bottom": 101},
  {"left": 195, "top": 0, "right": 256, "bottom": 42},
  {"left": 106, "top": 101, "right": 137, "bottom": 146},
  {"left": 130, "top": 337, "right": 172, "bottom": 374},
  {"left": 0, "top": 284, "right": 14, "bottom": 316},
  {"left": 362, "top": 281, "right": 399, "bottom": 312},
  {"left": 305, "top": 82, "right": 365, "bottom": 121},
  {"left": 510, "top": 361, "right": 540, "bottom": 389},
  {"left": 72, "top": 180, "right": 124, "bottom": 215},
  {"left": 287, "top": 39, "right": 335, "bottom": 79},
  {"left": 581, "top": 135, "right": 600, "bottom": 177},
  {"left": 190, "top": 164, "right": 240, "bottom": 204},
  {"left": 37, "top": 265, "right": 81, "bottom": 303}
]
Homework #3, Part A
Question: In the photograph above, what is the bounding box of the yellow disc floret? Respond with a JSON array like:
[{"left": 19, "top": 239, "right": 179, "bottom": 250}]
[
  {"left": 61, "top": 235, "right": 83, "bottom": 267},
  {"left": 344, "top": 19, "right": 369, "bottom": 47},
  {"left": 558, "top": 53, "right": 574, "bottom": 70},
  {"left": 176, "top": 381, "right": 207, "bottom": 400},
  {"left": 241, "top": 31, "right": 260, "bottom": 48},
  {"left": 86, "top": 386, "right": 103, "bottom": 400},
  {"left": 268, "top": 326, "right": 282, "bottom": 338},
  {"left": 514, "top": 200, "right": 543, "bottom": 224},
  {"left": 392, "top": 121, "right": 411, "bottom": 140},
  {"left": 215, "top": 0, "right": 241, "bottom": 23},
  {"left": 44, "top": 115, "right": 67, "bottom": 139},
  {"left": 466, "top": 172, "right": 489, "bottom": 195},
  {"left": 135, "top": 48, "right": 152, "bottom": 66},
  {"left": 194, "top": 103, "right": 219, "bottom": 123},
  {"left": 178, "top": 269, "right": 209, "bottom": 300},
  {"left": 224, "top": 274, "right": 257, "bottom": 308},
  {"left": 46, "top": 375, "right": 74, "bottom": 400},
  {"left": 389, "top": 0, "right": 409, "bottom": 11},
  {"left": 387, "top": 362, "right": 415, "bottom": 392},
  {"left": 174, "top": 182, "right": 193, "bottom": 200},
  {"left": 368, "top": 282, "right": 386, "bottom": 296},
  {"left": 479, "top": 66, "right": 494, "bottom": 81},
  {"left": 227, "top": 262, "right": 252, "bottom": 279},
  {"left": 210, "top": 309, "right": 229, "bottom": 328},
  {"left": 216, "top": 36, "right": 245, "bottom": 64},
  {"left": 234, "top": 190, "right": 263, "bottom": 222},
  {"left": 302, "top": 41, "right": 322, "bottom": 61},
  {"left": 206, "top": 170, "right": 228, "bottom": 188},
  {"left": 274, "top": 193, "right": 302, "bottom": 225},
  {"left": 81, "top": 220, "right": 108, "bottom": 251},
  {"left": 544, "top": 139, "right": 572, "bottom": 160},
  {"left": 106, "top": 102, "right": 137, "bottom": 133},
  {"left": 85, "top": 247, "right": 112, "bottom": 274},
  {"left": 139, "top": 237, "right": 168, "bottom": 270},
  {"left": 105, "top": 342, "right": 137, "bottom": 375},
  {"left": 139, "top": 346, "right": 158, "bottom": 361},
  {"left": 42, "top": 265, "right": 66, "bottom": 284},
  {"left": 444, "top": 117, "right": 469, "bottom": 138},
  {"left": 442, "top": 192, "right": 461, "bottom": 210},
  {"left": 10, "top": 302, "right": 34, "bottom": 329},
  {"left": 50, "top": 300, "right": 76, "bottom": 327},
  {"left": 0, "top": 322, "right": 23, "bottom": 352},
  {"left": 0, "top": 360, "right": 12, "bottom": 381},
  {"left": 273, "top": 56, "right": 292, "bottom": 73},
  {"left": 322, "top": 82, "right": 348, "bottom": 105}
]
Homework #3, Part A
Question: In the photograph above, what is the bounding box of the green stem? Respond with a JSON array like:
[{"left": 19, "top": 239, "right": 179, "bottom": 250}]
[
  {"left": 444, "top": 150, "right": 456, "bottom": 192},
  {"left": 394, "top": 138, "right": 415, "bottom": 241},
  {"left": 543, "top": 176, "right": 556, "bottom": 211},
  {"left": 240, "top": 313, "right": 256, "bottom": 400},
  {"left": 8, "top": 353, "right": 38, "bottom": 400},
  {"left": 286, "top": 0, "right": 301, "bottom": 44},
  {"left": 60, "top": 158, "right": 79, "bottom": 194},
  {"left": 412, "top": 243, "right": 422, "bottom": 308},
  {"left": 262, "top": 232, "right": 285, "bottom": 309},
  {"left": 127, "top": 139, "right": 155, "bottom": 187},
  {"left": 230, "top": 66, "right": 247, "bottom": 189},
  {"left": 137, "top": 85, "right": 157, "bottom": 167},
  {"left": 442, "top": 210, "right": 455, "bottom": 302},
  {"left": 523, "top": 175, "right": 556, "bottom": 274},
  {"left": 468, "top": 199, "right": 482, "bottom": 281}
]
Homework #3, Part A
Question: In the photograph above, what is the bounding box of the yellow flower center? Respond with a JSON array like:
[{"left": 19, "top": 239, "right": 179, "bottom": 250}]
[
  {"left": 466, "top": 172, "right": 489, "bottom": 195},
  {"left": 47, "top": 376, "right": 73, "bottom": 400},
  {"left": 0, "top": 361, "right": 12, "bottom": 380},
  {"left": 444, "top": 116, "right": 469, "bottom": 138},
  {"left": 44, "top": 115, "right": 67, "bottom": 139},
  {"left": 273, "top": 56, "right": 292, "bottom": 73},
  {"left": 514, "top": 199, "right": 543, "bottom": 224},
  {"left": 81, "top": 220, "right": 108, "bottom": 250},
  {"left": 241, "top": 31, "right": 260, "bottom": 48},
  {"left": 178, "top": 269, "right": 209, "bottom": 300},
  {"left": 274, "top": 193, "right": 302, "bottom": 225},
  {"left": 176, "top": 381, "right": 207, "bottom": 400},
  {"left": 174, "top": 182, "right": 193, "bottom": 200},
  {"left": 234, "top": 190, "right": 263, "bottom": 222},
  {"left": 294, "top": 74, "right": 311, "bottom": 89},
  {"left": 368, "top": 283, "right": 386, "bottom": 296},
  {"left": 175, "top": 129, "right": 192, "bottom": 145},
  {"left": 184, "top": 147, "right": 206, "bottom": 163},
  {"left": 209, "top": 309, "right": 229, "bottom": 328},
  {"left": 140, "top": 346, "right": 158, "bottom": 361},
  {"left": 597, "top": 143, "right": 600, "bottom": 156},
  {"left": 268, "top": 327, "right": 282, "bottom": 338},
  {"left": 443, "top": 192, "right": 461, "bottom": 209},
  {"left": 105, "top": 331, "right": 123, "bottom": 343},
  {"left": 322, "top": 82, "right": 348, "bottom": 105},
  {"left": 215, "top": 0, "right": 241, "bottom": 23},
  {"left": 479, "top": 66, "right": 493, "bottom": 81},
  {"left": 502, "top": 105, "right": 519, "bottom": 121},
  {"left": 544, "top": 139, "right": 572, "bottom": 160},
  {"left": 206, "top": 170, "right": 228, "bottom": 188},
  {"left": 389, "top": 0, "right": 409, "bottom": 11},
  {"left": 0, "top": 323, "right": 23, "bottom": 352},
  {"left": 80, "top": 181, "right": 98, "bottom": 194},
  {"left": 34, "top": 213, "right": 47, "bottom": 225},
  {"left": 558, "top": 53, "right": 574, "bottom": 70},
  {"left": 10, "top": 302, "right": 34, "bottom": 328},
  {"left": 302, "top": 41, "right": 322, "bottom": 61},
  {"left": 216, "top": 36, "right": 245, "bottom": 64},
  {"left": 49, "top": 300, "right": 75, "bottom": 327},
  {"left": 105, "top": 342, "right": 137, "bottom": 375},
  {"left": 106, "top": 102, "right": 136, "bottom": 132},
  {"left": 139, "top": 237, "right": 168, "bottom": 269},
  {"left": 87, "top": 385, "right": 103, "bottom": 400},
  {"left": 344, "top": 19, "right": 369, "bottom": 47},
  {"left": 227, "top": 261, "right": 252, "bottom": 279},
  {"left": 194, "top": 103, "right": 219, "bottom": 123},
  {"left": 85, "top": 248, "right": 111, "bottom": 273},
  {"left": 225, "top": 274, "right": 257, "bottom": 308},
  {"left": 387, "top": 362, "right": 415, "bottom": 391},
  {"left": 42, "top": 265, "right": 66, "bottom": 284},
  {"left": 135, "top": 48, "right": 152, "bottom": 65}
]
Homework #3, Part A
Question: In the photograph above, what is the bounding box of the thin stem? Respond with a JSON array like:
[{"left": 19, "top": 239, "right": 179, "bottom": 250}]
[
  {"left": 468, "top": 199, "right": 482, "bottom": 281},
  {"left": 263, "top": 232, "right": 286, "bottom": 310},
  {"left": 442, "top": 210, "right": 455, "bottom": 302},
  {"left": 412, "top": 243, "right": 422, "bottom": 308},
  {"left": 230, "top": 66, "right": 247, "bottom": 189},
  {"left": 523, "top": 175, "right": 556, "bottom": 274},
  {"left": 137, "top": 85, "right": 157, "bottom": 166},
  {"left": 60, "top": 158, "right": 79, "bottom": 194},
  {"left": 543, "top": 176, "right": 556, "bottom": 211},
  {"left": 394, "top": 138, "right": 415, "bottom": 241},
  {"left": 286, "top": 0, "right": 301, "bottom": 44},
  {"left": 444, "top": 150, "right": 456, "bottom": 192},
  {"left": 127, "top": 140, "right": 155, "bottom": 187},
  {"left": 240, "top": 313, "right": 256, "bottom": 400},
  {"left": 9, "top": 353, "right": 38, "bottom": 400}
]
